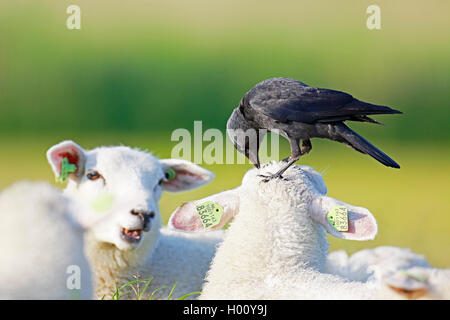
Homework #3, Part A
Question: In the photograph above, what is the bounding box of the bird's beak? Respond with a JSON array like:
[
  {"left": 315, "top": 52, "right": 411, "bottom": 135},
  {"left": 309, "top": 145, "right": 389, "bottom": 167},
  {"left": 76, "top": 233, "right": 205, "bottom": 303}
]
[{"left": 249, "top": 151, "right": 260, "bottom": 169}]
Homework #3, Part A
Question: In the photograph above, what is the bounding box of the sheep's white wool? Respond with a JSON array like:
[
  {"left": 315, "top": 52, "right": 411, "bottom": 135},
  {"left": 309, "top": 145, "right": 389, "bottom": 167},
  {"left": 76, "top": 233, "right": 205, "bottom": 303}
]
[
  {"left": 201, "top": 165, "right": 329, "bottom": 299},
  {"left": 0, "top": 181, "right": 93, "bottom": 299},
  {"left": 326, "top": 246, "right": 430, "bottom": 282},
  {"left": 47, "top": 140, "right": 219, "bottom": 299},
  {"left": 145, "top": 228, "right": 224, "bottom": 297},
  {"left": 201, "top": 163, "right": 364, "bottom": 299},
  {"left": 326, "top": 247, "right": 450, "bottom": 299},
  {"left": 82, "top": 226, "right": 223, "bottom": 300},
  {"left": 170, "top": 162, "right": 449, "bottom": 300}
]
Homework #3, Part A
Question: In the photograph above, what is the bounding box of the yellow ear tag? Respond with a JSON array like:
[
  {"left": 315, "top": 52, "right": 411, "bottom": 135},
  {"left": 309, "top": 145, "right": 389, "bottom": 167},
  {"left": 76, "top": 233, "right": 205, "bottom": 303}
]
[
  {"left": 327, "top": 206, "right": 349, "bottom": 232},
  {"left": 57, "top": 157, "right": 77, "bottom": 183},
  {"left": 195, "top": 201, "right": 223, "bottom": 230}
]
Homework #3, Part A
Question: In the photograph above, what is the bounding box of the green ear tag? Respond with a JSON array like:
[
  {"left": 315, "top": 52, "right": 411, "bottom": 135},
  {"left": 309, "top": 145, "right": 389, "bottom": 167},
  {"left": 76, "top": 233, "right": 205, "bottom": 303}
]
[
  {"left": 195, "top": 201, "right": 223, "bottom": 230},
  {"left": 398, "top": 270, "right": 428, "bottom": 283},
  {"left": 165, "top": 168, "right": 176, "bottom": 181},
  {"left": 57, "top": 157, "right": 77, "bottom": 183},
  {"left": 326, "top": 206, "right": 349, "bottom": 232}
]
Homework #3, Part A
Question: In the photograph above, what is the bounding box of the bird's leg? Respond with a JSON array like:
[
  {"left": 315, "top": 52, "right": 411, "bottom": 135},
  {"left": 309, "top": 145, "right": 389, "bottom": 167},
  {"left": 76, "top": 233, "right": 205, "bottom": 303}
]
[
  {"left": 258, "top": 138, "right": 301, "bottom": 182},
  {"left": 301, "top": 139, "right": 312, "bottom": 154},
  {"left": 282, "top": 140, "right": 309, "bottom": 162},
  {"left": 259, "top": 156, "right": 300, "bottom": 182}
]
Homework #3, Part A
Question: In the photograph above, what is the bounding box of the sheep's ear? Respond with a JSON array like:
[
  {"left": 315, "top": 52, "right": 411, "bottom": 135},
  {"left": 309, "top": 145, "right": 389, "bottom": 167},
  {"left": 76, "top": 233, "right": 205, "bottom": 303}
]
[
  {"left": 47, "top": 140, "right": 86, "bottom": 183},
  {"left": 309, "top": 196, "right": 377, "bottom": 241},
  {"left": 168, "top": 188, "right": 240, "bottom": 232},
  {"left": 158, "top": 159, "right": 215, "bottom": 192},
  {"left": 384, "top": 270, "right": 429, "bottom": 300}
]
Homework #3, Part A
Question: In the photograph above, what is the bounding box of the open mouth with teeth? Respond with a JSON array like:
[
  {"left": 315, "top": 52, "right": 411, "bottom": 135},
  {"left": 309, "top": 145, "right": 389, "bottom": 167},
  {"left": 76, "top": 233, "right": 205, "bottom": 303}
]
[{"left": 120, "top": 227, "right": 143, "bottom": 243}]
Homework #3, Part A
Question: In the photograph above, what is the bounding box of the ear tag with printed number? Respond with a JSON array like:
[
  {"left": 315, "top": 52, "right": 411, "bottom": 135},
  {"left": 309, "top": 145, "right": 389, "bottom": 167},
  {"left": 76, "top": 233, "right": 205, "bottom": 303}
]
[
  {"left": 57, "top": 157, "right": 77, "bottom": 183},
  {"left": 195, "top": 201, "right": 223, "bottom": 230},
  {"left": 326, "top": 206, "right": 349, "bottom": 232}
]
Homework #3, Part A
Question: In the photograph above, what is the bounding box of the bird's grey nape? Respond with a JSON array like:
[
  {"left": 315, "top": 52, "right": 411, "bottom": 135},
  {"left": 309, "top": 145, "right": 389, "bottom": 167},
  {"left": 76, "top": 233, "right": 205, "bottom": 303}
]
[
  {"left": 227, "top": 108, "right": 265, "bottom": 168},
  {"left": 226, "top": 108, "right": 251, "bottom": 132}
]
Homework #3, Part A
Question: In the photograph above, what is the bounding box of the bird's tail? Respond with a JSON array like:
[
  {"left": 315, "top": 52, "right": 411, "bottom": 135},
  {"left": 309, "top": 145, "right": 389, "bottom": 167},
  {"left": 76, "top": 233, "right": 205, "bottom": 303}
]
[{"left": 334, "top": 123, "right": 400, "bottom": 169}]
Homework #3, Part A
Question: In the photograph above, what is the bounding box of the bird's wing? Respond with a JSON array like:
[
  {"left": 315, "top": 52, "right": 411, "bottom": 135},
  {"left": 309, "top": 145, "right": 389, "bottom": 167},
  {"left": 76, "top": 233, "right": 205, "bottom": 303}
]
[{"left": 246, "top": 84, "right": 400, "bottom": 124}]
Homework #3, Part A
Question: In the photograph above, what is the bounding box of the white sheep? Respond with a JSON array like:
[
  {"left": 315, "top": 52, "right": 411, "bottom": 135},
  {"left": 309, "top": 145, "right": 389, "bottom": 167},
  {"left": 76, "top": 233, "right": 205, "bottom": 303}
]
[
  {"left": 47, "top": 140, "right": 222, "bottom": 299},
  {"left": 327, "top": 247, "right": 450, "bottom": 299},
  {"left": 380, "top": 266, "right": 450, "bottom": 299},
  {"left": 169, "top": 162, "right": 449, "bottom": 299},
  {"left": 0, "top": 181, "right": 93, "bottom": 299},
  {"left": 326, "top": 246, "right": 430, "bottom": 282}
]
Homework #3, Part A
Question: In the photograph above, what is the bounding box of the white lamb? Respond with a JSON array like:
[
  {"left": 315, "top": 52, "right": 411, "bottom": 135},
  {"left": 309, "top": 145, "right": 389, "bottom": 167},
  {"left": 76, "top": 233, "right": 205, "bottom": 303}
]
[
  {"left": 46, "top": 140, "right": 222, "bottom": 300},
  {"left": 169, "top": 162, "right": 450, "bottom": 299},
  {"left": 327, "top": 247, "right": 450, "bottom": 299},
  {"left": 0, "top": 181, "right": 93, "bottom": 299},
  {"left": 326, "top": 246, "right": 430, "bottom": 282}
]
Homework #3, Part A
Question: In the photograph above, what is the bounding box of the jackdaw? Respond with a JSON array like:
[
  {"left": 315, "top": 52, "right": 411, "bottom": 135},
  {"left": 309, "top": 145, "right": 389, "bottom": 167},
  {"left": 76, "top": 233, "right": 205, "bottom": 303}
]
[{"left": 227, "top": 77, "right": 402, "bottom": 180}]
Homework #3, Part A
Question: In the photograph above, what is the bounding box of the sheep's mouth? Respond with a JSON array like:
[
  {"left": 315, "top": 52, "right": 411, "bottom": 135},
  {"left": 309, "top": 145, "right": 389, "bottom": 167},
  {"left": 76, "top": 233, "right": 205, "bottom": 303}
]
[{"left": 120, "top": 227, "right": 143, "bottom": 243}]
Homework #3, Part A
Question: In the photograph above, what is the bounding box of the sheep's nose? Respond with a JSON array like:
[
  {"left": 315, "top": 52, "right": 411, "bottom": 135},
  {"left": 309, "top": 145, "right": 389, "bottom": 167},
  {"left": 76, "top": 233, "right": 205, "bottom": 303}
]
[{"left": 130, "top": 209, "right": 155, "bottom": 231}]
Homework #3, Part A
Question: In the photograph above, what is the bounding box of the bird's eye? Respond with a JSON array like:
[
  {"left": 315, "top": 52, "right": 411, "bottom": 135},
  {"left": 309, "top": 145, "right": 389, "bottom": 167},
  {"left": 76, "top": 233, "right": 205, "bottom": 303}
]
[{"left": 86, "top": 170, "right": 102, "bottom": 181}]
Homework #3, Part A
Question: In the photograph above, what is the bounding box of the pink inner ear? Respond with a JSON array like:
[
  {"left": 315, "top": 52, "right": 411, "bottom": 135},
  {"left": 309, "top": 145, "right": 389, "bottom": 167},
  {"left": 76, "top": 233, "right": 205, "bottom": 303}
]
[
  {"left": 51, "top": 147, "right": 80, "bottom": 174},
  {"left": 345, "top": 209, "right": 378, "bottom": 240},
  {"left": 310, "top": 197, "right": 377, "bottom": 241},
  {"left": 176, "top": 169, "right": 201, "bottom": 179},
  {"left": 170, "top": 202, "right": 205, "bottom": 232},
  {"left": 164, "top": 169, "right": 202, "bottom": 189}
]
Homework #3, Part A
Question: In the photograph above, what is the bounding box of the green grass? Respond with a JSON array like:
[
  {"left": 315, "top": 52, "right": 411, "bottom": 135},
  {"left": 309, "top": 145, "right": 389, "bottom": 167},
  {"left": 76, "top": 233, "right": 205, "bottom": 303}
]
[
  {"left": 0, "top": 133, "right": 449, "bottom": 267},
  {"left": 105, "top": 274, "right": 201, "bottom": 300}
]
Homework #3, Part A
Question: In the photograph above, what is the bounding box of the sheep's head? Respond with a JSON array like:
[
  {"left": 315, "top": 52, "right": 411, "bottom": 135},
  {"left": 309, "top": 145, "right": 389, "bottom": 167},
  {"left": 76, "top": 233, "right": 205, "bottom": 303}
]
[
  {"left": 241, "top": 161, "right": 328, "bottom": 198},
  {"left": 169, "top": 162, "right": 377, "bottom": 241},
  {"left": 381, "top": 267, "right": 450, "bottom": 300},
  {"left": 47, "top": 140, "right": 214, "bottom": 251}
]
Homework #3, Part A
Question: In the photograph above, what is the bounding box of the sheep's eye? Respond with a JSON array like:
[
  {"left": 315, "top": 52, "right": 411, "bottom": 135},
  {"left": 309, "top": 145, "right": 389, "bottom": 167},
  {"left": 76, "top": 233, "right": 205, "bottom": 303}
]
[{"left": 86, "top": 170, "right": 101, "bottom": 181}]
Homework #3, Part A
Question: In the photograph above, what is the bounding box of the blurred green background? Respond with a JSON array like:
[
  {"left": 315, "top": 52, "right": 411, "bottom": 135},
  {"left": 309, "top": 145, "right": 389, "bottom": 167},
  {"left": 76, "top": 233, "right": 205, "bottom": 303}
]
[{"left": 0, "top": 1, "right": 449, "bottom": 266}]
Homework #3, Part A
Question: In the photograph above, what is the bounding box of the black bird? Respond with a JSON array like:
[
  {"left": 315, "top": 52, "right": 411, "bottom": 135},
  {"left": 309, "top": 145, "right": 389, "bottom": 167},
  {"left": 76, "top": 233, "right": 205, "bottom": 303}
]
[{"left": 227, "top": 77, "right": 402, "bottom": 180}]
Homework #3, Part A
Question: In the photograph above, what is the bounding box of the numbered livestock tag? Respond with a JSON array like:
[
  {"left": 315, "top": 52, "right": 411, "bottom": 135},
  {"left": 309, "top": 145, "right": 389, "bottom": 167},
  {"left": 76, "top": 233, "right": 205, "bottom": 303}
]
[
  {"left": 195, "top": 201, "right": 223, "bottom": 230},
  {"left": 327, "top": 206, "right": 349, "bottom": 232},
  {"left": 57, "top": 157, "right": 77, "bottom": 183}
]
